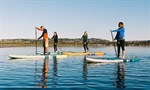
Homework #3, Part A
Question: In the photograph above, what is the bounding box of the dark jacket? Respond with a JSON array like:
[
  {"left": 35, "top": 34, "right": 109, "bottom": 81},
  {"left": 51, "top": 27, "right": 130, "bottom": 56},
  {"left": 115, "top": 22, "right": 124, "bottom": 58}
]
[
  {"left": 82, "top": 35, "right": 88, "bottom": 43},
  {"left": 52, "top": 35, "right": 58, "bottom": 43}
]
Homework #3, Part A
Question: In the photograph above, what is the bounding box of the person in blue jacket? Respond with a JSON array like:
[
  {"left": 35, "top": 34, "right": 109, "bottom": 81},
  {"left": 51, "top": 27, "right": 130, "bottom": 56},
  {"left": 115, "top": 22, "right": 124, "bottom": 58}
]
[{"left": 111, "top": 22, "right": 125, "bottom": 59}]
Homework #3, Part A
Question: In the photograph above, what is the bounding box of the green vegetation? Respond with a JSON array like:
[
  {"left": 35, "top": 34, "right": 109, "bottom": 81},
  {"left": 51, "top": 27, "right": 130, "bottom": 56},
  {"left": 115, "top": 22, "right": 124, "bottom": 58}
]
[{"left": 0, "top": 39, "right": 150, "bottom": 48}]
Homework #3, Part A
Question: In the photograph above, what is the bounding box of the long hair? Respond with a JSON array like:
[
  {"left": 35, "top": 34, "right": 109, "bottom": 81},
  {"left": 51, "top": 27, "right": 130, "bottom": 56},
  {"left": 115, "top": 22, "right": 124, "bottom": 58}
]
[{"left": 84, "top": 31, "right": 88, "bottom": 36}]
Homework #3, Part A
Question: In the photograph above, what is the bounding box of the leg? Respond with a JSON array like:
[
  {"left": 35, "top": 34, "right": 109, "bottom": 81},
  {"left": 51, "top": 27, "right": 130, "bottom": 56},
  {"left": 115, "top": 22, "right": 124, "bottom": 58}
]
[
  {"left": 46, "top": 47, "right": 48, "bottom": 53},
  {"left": 122, "top": 50, "right": 125, "bottom": 59},
  {"left": 117, "top": 40, "right": 120, "bottom": 58},
  {"left": 43, "top": 40, "right": 46, "bottom": 55},
  {"left": 44, "top": 47, "right": 46, "bottom": 55},
  {"left": 45, "top": 38, "right": 49, "bottom": 53},
  {"left": 117, "top": 45, "right": 120, "bottom": 58},
  {"left": 86, "top": 42, "right": 89, "bottom": 51},
  {"left": 56, "top": 44, "right": 57, "bottom": 51},
  {"left": 83, "top": 43, "right": 86, "bottom": 52},
  {"left": 54, "top": 44, "right": 57, "bottom": 52},
  {"left": 121, "top": 40, "right": 125, "bottom": 59},
  {"left": 54, "top": 44, "right": 55, "bottom": 52}
]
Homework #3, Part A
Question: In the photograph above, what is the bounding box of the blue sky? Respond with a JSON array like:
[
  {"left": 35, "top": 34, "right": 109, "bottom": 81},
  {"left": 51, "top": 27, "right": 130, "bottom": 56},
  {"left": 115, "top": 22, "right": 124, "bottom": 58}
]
[{"left": 0, "top": 0, "right": 149, "bottom": 40}]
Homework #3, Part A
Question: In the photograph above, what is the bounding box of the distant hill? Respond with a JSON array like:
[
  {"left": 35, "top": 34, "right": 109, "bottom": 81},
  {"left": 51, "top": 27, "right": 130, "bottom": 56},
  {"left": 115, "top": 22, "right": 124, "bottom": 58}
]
[{"left": 0, "top": 39, "right": 150, "bottom": 47}]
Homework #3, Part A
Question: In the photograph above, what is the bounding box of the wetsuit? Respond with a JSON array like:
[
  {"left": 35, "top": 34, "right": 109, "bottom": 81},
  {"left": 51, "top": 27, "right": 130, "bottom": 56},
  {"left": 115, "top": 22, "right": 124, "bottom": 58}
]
[
  {"left": 82, "top": 35, "right": 89, "bottom": 52},
  {"left": 112, "top": 27, "right": 125, "bottom": 58},
  {"left": 52, "top": 35, "right": 58, "bottom": 52}
]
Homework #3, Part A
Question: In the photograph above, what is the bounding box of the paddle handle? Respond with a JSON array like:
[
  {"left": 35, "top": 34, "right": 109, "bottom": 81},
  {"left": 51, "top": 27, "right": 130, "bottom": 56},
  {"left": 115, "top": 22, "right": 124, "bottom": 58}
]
[
  {"left": 35, "top": 27, "right": 37, "bottom": 55},
  {"left": 110, "top": 30, "right": 117, "bottom": 57}
]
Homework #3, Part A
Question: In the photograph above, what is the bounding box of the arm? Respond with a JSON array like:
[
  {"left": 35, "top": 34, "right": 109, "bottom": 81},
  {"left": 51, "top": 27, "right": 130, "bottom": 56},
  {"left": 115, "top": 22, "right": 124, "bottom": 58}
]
[
  {"left": 81, "top": 35, "right": 84, "bottom": 39},
  {"left": 112, "top": 29, "right": 119, "bottom": 32},
  {"left": 36, "top": 27, "right": 43, "bottom": 31},
  {"left": 38, "top": 31, "right": 44, "bottom": 39},
  {"left": 51, "top": 35, "right": 54, "bottom": 39},
  {"left": 112, "top": 28, "right": 124, "bottom": 32},
  {"left": 114, "top": 32, "right": 119, "bottom": 40}
]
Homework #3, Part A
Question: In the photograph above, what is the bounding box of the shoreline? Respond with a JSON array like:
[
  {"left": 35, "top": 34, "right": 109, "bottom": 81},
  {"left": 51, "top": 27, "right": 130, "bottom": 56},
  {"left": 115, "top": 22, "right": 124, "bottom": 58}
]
[
  {"left": 0, "top": 39, "right": 150, "bottom": 48},
  {"left": 1, "top": 45, "right": 149, "bottom": 49},
  {"left": 0, "top": 43, "right": 150, "bottom": 48}
]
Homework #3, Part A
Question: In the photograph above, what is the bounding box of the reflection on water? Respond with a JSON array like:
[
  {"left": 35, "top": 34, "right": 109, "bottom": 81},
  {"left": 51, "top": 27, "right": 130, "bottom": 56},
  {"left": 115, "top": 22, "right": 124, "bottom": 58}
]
[
  {"left": 33, "top": 56, "right": 127, "bottom": 89},
  {"left": 83, "top": 57, "right": 88, "bottom": 88},
  {"left": 83, "top": 56, "right": 126, "bottom": 89},
  {"left": 52, "top": 56, "right": 58, "bottom": 88},
  {"left": 114, "top": 63, "right": 126, "bottom": 89},
  {"left": 0, "top": 47, "right": 149, "bottom": 89},
  {"left": 83, "top": 57, "right": 88, "bottom": 81},
  {"left": 34, "top": 56, "right": 58, "bottom": 88},
  {"left": 34, "top": 56, "right": 49, "bottom": 88}
]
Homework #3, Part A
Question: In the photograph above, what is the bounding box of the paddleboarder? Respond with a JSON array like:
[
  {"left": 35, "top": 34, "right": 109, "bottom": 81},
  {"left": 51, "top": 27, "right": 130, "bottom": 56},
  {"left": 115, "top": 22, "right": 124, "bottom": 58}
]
[
  {"left": 36, "top": 26, "right": 49, "bottom": 55},
  {"left": 111, "top": 22, "right": 125, "bottom": 59},
  {"left": 51, "top": 32, "right": 58, "bottom": 52},
  {"left": 82, "top": 31, "right": 89, "bottom": 53}
]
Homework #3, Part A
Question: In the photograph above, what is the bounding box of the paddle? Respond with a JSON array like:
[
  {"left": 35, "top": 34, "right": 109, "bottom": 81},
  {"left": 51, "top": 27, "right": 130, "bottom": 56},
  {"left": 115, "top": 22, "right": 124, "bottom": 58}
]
[
  {"left": 58, "top": 46, "right": 63, "bottom": 52},
  {"left": 57, "top": 46, "right": 64, "bottom": 55},
  {"left": 110, "top": 30, "right": 117, "bottom": 57},
  {"left": 35, "top": 27, "right": 37, "bottom": 55}
]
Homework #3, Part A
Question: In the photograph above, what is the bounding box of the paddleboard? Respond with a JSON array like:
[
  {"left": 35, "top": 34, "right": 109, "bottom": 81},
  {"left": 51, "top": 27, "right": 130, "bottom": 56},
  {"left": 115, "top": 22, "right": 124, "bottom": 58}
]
[
  {"left": 37, "top": 51, "right": 62, "bottom": 55},
  {"left": 9, "top": 54, "right": 67, "bottom": 59},
  {"left": 62, "top": 51, "right": 105, "bottom": 56},
  {"left": 86, "top": 57, "right": 140, "bottom": 63}
]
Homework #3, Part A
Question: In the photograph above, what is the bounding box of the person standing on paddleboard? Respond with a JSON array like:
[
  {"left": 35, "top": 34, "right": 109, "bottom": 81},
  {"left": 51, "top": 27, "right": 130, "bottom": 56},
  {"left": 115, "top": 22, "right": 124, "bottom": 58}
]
[
  {"left": 51, "top": 32, "right": 58, "bottom": 52},
  {"left": 36, "top": 26, "right": 49, "bottom": 55},
  {"left": 111, "top": 22, "right": 125, "bottom": 59},
  {"left": 82, "top": 31, "right": 89, "bottom": 53}
]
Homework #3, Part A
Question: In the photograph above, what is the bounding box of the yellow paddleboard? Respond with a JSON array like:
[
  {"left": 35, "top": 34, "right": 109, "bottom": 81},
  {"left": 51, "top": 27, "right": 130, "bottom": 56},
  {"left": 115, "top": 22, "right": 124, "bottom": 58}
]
[{"left": 62, "top": 51, "right": 105, "bottom": 56}]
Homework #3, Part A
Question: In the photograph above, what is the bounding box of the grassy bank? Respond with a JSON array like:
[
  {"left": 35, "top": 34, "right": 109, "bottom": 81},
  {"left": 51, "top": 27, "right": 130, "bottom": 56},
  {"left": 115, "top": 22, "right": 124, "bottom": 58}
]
[{"left": 0, "top": 39, "right": 150, "bottom": 48}]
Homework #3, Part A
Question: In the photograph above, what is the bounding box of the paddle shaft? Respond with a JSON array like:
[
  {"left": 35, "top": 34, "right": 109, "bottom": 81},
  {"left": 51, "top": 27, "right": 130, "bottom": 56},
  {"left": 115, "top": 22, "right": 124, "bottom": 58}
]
[
  {"left": 35, "top": 27, "right": 37, "bottom": 55},
  {"left": 58, "top": 46, "right": 63, "bottom": 52},
  {"left": 110, "top": 30, "right": 117, "bottom": 56}
]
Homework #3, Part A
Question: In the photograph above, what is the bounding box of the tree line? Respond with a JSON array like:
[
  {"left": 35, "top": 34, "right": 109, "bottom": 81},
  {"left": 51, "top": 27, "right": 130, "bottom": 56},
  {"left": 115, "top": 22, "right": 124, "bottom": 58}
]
[{"left": 0, "top": 39, "right": 150, "bottom": 47}]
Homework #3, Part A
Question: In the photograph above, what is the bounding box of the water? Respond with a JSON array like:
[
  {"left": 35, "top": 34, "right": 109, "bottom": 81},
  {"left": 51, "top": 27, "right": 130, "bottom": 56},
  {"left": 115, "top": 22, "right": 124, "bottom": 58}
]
[{"left": 0, "top": 46, "right": 150, "bottom": 89}]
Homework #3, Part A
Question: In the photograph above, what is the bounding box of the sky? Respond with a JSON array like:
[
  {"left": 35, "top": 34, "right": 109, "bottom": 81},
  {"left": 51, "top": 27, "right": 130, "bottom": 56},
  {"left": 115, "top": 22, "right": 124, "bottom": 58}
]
[{"left": 0, "top": 0, "right": 149, "bottom": 40}]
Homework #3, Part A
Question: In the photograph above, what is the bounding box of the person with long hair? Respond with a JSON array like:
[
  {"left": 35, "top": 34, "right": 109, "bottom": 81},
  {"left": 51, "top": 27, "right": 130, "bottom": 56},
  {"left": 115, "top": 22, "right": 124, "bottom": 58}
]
[{"left": 82, "top": 31, "right": 89, "bottom": 53}]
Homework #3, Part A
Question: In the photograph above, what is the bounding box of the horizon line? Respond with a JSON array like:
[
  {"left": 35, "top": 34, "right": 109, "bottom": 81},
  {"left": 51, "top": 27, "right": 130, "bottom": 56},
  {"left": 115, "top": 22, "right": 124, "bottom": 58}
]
[{"left": 0, "top": 38, "right": 150, "bottom": 41}]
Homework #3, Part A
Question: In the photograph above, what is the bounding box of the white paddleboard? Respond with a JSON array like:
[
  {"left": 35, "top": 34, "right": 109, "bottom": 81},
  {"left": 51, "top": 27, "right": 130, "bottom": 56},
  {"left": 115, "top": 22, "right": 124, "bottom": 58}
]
[
  {"left": 86, "top": 57, "right": 123, "bottom": 63},
  {"left": 9, "top": 54, "right": 67, "bottom": 59}
]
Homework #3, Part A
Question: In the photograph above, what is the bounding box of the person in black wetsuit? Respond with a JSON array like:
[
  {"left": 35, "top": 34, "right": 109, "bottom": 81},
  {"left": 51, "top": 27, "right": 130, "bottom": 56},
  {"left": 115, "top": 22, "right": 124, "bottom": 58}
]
[{"left": 51, "top": 32, "right": 58, "bottom": 52}]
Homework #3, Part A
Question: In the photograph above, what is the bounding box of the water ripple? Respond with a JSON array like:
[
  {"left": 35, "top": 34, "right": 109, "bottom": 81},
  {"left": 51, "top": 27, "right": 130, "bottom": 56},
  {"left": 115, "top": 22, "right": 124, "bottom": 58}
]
[{"left": 0, "top": 47, "right": 150, "bottom": 89}]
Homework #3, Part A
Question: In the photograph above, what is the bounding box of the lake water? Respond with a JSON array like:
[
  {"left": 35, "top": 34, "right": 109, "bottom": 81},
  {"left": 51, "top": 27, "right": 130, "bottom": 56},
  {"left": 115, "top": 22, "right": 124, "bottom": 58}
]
[{"left": 0, "top": 46, "right": 150, "bottom": 89}]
